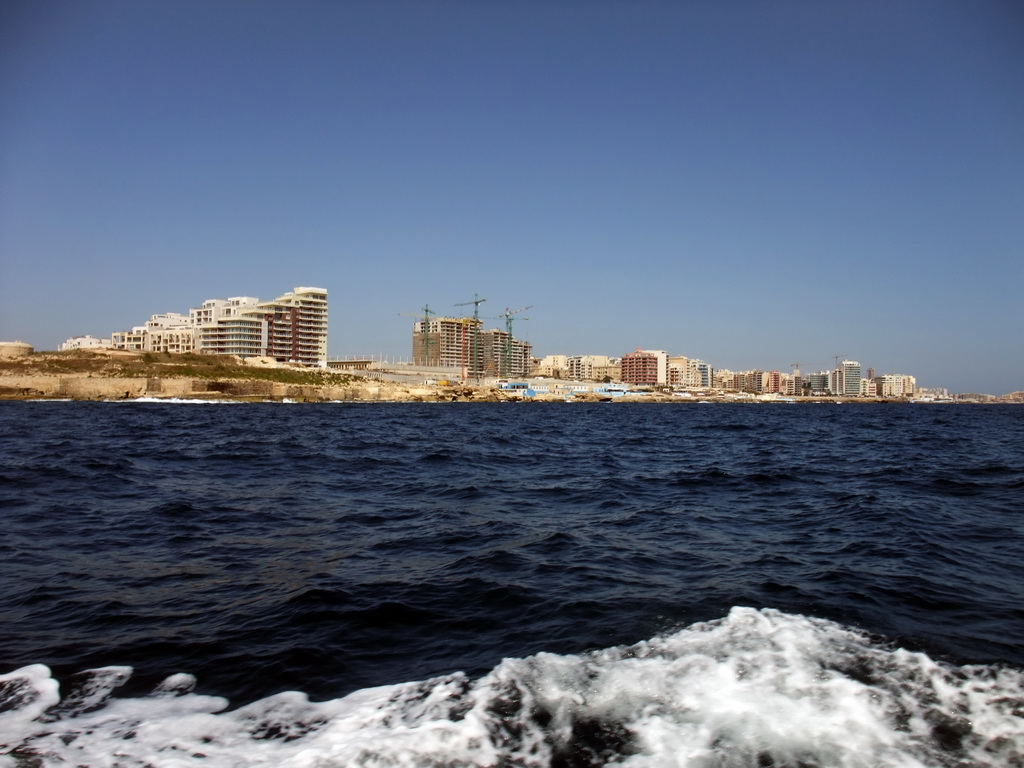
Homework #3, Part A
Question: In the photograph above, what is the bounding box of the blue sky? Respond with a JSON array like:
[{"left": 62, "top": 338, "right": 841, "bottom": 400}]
[{"left": 2, "top": 1, "right": 1022, "bottom": 394}]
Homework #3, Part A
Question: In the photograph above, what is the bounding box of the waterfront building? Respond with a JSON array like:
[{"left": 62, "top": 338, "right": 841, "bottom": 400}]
[
  {"left": 831, "top": 360, "right": 862, "bottom": 397},
  {"left": 567, "top": 355, "right": 617, "bottom": 381},
  {"left": 144, "top": 313, "right": 195, "bottom": 355},
  {"left": 875, "top": 374, "right": 917, "bottom": 398},
  {"left": 713, "top": 368, "right": 737, "bottom": 390},
  {"left": 668, "top": 355, "right": 688, "bottom": 386},
  {"left": 593, "top": 361, "right": 621, "bottom": 382},
  {"left": 687, "top": 359, "right": 712, "bottom": 388},
  {"left": 259, "top": 287, "right": 328, "bottom": 366},
  {"left": 111, "top": 327, "right": 147, "bottom": 351},
  {"left": 737, "top": 370, "right": 764, "bottom": 394},
  {"left": 805, "top": 371, "right": 830, "bottom": 395},
  {"left": 192, "top": 298, "right": 263, "bottom": 358},
  {"left": 620, "top": 349, "right": 668, "bottom": 386},
  {"left": 190, "top": 297, "right": 259, "bottom": 327},
  {"left": 764, "top": 370, "right": 783, "bottom": 394},
  {"left": 784, "top": 371, "right": 801, "bottom": 396},
  {"left": 107, "top": 286, "right": 328, "bottom": 366},
  {"left": 197, "top": 315, "right": 265, "bottom": 358},
  {"left": 667, "top": 356, "right": 713, "bottom": 388}
]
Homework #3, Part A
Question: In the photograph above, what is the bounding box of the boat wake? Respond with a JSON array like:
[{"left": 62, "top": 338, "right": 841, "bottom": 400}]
[{"left": 1, "top": 608, "right": 1021, "bottom": 767}]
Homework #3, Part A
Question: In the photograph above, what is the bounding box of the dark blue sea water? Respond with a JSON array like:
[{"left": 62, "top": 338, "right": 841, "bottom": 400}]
[{"left": 1, "top": 401, "right": 1022, "bottom": 767}]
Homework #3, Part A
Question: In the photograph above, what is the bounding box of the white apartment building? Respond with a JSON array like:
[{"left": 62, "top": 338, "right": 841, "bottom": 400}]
[
  {"left": 59, "top": 335, "right": 112, "bottom": 351},
  {"left": 111, "top": 327, "right": 147, "bottom": 351},
  {"left": 144, "top": 312, "right": 196, "bottom": 354}
]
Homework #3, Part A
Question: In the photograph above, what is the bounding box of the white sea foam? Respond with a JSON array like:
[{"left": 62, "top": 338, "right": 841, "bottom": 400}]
[{"left": 1, "top": 608, "right": 1021, "bottom": 767}]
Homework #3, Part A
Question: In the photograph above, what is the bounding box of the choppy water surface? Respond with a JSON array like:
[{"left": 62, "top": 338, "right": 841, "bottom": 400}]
[{"left": 0, "top": 401, "right": 1022, "bottom": 766}]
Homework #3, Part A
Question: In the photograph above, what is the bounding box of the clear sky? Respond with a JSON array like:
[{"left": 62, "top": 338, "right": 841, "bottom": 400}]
[{"left": 2, "top": 1, "right": 1022, "bottom": 394}]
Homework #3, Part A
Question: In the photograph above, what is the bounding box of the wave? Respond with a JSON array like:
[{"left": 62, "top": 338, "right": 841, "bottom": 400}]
[{"left": 1, "top": 608, "right": 1021, "bottom": 767}]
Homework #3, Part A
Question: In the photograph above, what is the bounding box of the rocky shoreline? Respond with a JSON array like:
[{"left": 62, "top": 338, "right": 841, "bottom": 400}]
[
  {"left": 0, "top": 351, "right": 1013, "bottom": 403},
  {"left": 0, "top": 373, "right": 973, "bottom": 404},
  {"left": 0, "top": 372, "right": 521, "bottom": 402}
]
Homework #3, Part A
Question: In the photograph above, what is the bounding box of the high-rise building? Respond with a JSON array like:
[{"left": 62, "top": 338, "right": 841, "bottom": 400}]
[
  {"left": 687, "top": 359, "right": 712, "bottom": 388},
  {"left": 412, "top": 316, "right": 531, "bottom": 378},
  {"left": 259, "top": 287, "right": 329, "bottom": 366},
  {"left": 668, "top": 355, "right": 689, "bottom": 386},
  {"left": 713, "top": 368, "right": 736, "bottom": 390},
  {"left": 479, "top": 329, "right": 533, "bottom": 378},
  {"left": 831, "top": 360, "right": 862, "bottom": 396},
  {"left": 193, "top": 297, "right": 264, "bottom": 358},
  {"left": 805, "top": 372, "right": 829, "bottom": 395},
  {"left": 620, "top": 349, "right": 668, "bottom": 386},
  {"left": 738, "top": 370, "right": 764, "bottom": 393},
  {"left": 413, "top": 316, "right": 482, "bottom": 373}
]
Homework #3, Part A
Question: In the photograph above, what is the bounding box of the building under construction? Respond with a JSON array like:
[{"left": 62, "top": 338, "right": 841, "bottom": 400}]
[{"left": 412, "top": 316, "right": 532, "bottom": 379}]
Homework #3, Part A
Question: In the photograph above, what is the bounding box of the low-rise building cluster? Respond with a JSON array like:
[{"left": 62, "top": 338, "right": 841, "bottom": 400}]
[{"left": 535, "top": 351, "right": 919, "bottom": 398}]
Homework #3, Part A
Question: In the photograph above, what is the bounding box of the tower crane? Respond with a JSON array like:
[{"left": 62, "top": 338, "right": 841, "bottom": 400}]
[
  {"left": 398, "top": 304, "right": 434, "bottom": 365},
  {"left": 498, "top": 305, "right": 532, "bottom": 378},
  {"left": 454, "top": 294, "right": 487, "bottom": 382}
]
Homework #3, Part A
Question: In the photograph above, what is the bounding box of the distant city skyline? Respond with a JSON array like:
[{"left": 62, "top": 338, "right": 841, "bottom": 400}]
[
  {"left": 58, "top": 287, "right": 945, "bottom": 396},
  {"left": 2, "top": 1, "right": 1022, "bottom": 394}
]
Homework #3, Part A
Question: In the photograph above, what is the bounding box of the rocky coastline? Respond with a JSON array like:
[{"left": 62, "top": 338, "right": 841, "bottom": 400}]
[{"left": 0, "top": 350, "right": 1014, "bottom": 403}]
